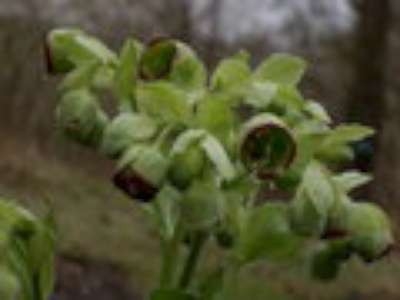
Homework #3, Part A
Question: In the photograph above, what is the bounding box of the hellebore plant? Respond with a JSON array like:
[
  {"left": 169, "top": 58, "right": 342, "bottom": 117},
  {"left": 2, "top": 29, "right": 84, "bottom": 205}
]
[{"left": 43, "top": 28, "right": 394, "bottom": 300}]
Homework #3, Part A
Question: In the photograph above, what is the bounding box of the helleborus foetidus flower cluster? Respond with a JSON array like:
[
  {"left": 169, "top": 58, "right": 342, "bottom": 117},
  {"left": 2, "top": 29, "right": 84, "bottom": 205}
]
[
  {"left": 45, "top": 28, "right": 394, "bottom": 299},
  {"left": 0, "top": 199, "right": 55, "bottom": 300}
]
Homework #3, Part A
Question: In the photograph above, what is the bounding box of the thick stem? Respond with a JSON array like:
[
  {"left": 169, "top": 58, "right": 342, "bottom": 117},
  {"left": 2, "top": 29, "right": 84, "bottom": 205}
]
[{"left": 178, "top": 232, "right": 207, "bottom": 289}]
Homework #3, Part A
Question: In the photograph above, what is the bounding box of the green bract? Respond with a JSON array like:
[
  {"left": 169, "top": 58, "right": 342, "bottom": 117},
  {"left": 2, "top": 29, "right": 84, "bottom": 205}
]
[
  {"left": 45, "top": 28, "right": 394, "bottom": 300},
  {"left": 101, "top": 112, "right": 158, "bottom": 158}
]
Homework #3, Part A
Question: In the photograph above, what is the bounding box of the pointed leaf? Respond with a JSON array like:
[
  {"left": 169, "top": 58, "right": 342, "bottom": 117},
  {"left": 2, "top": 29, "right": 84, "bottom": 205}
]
[
  {"left": 333, "top": 171, "right": 372, "bottom": 193},
  {"left": 114, "top": 39, "right": 142, "bottom": 110},
  {"left": 169, "top": 42, "right": 207, "bottom": 90},
  {"left": 255, "top": 53, "right": 307, "bottom": 86},
  {"left": 137, "top": 82, "right": 191, "bottom": 124},
  {"left": 211, "top": 51, "right": 251, "bottom": 92}
]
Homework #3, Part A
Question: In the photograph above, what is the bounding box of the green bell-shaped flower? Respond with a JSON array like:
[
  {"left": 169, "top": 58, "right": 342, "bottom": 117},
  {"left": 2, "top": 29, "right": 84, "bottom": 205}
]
[
  {"left": 113, "top": 145, "right": 169, "bottom": 202},
  {"left": 101, "top": 112, "right": 158, "bottom": 159},
  {"left": 239, "top": 113, "right": 296, "bottom": 179},
  {"left": 56, "top": 89, "right": 108, "bottom": 147},
  {"left": 168, "top": 130, "right": 206, "bottom": 189},
  {"left": 139, "top": 38, "right": 206, "bottom": 89},
  {"left": 344, "top": 202, "right": 394, "bottom": 262}
]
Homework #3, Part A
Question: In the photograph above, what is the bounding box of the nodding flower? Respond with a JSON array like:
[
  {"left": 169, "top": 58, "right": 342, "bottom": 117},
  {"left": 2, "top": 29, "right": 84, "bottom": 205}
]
[
  {"left": 239, "top": 113, "right": 296, "bottom": 179},
  {"left": 55, "top": 89, "right": 108, "bottom": 147},
  {"left": 113, "top": 145, "right": 169, "bottom": 202}
]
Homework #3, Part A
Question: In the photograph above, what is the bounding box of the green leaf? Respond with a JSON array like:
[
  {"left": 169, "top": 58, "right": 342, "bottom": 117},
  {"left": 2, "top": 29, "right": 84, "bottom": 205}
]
[
  {"left": 114, "top": 39, "right": 142, "bottom": 110},
  {"left": 320, "top": 124, "right": 375, "bottom": 148},
  {"left": 237, "top": 203, "right": 302, "bottom": 263},
  {"left": 211, "top": 51, "right": 251, "bottom": 92},
  {"left": 243, "top": 81, "right": 278, "bottom": 109},
  {"left": 151, "top": 289, "right": 196, "bottom": 300},
  {"left": 254, "top": 53, "right": 307, "bottom": 86},
  {"left": 169, "top": 42, "right": 207, "bottom": 90},
  {"left": 333, "top": 171, "right": 372, "bottom": 193},
  {"left": 273, "top": 85, "right": 305, "bottom": 111},
  {"left": 316, "top": 125, "right": 373, "bottom": 165},
  {"left": 304, "top": 100, "right": 332, "bottom": 124},
  {"left": 137, "top": 82, "right": 191, "bottom": 124},
  {"left": 195, "top": 93, "right": 236, "bottom": 147},
  {"left": 201, "top": 135, "right": 236, "bottom": 182}
]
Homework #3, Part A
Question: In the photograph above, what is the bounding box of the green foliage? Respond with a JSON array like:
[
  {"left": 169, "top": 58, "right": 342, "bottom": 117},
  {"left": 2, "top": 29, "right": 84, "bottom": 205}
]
[
  {"left": 0, "top": 198, "right": 55, "bottom": 300},
  {"left": 45, "top": 28, "right": 394, "bottom": 300}
]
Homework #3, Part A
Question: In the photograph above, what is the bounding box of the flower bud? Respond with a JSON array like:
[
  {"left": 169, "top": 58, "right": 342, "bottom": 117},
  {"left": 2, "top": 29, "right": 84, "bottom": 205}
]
[
  {"left": 168, "top": 130, "right": 206, "bottom": 189},
  {"left": 45, "top": 29, "right": 116, "bottom": 74},
  {"left": 56, "top": 89, "right": 108, "bottom": 147},
  {"left": 113, "top": 146, "right": 169, "bottom": 202},
  {"left": 239, "top": 113, "right": 296, "bottom": 179},
  {"left": 290, "top": 161, "right": 335, "bottom": 237},
  {"left": 311, "top": 240, "right": 352, "bottom": 281},
  {"left": 139, "top": 38, "right": 206, "bottom": 89},
  {"left": 101, "top": 113, "right": 158, "bottom": 159},
  {"left": 344, "top": 202, "right": 394, "bottom": 262}
]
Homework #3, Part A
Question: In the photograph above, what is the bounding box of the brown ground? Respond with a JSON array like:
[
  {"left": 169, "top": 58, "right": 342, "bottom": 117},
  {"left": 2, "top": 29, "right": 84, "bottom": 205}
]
[{"left": 53, "top": 256, "right": 140, "bottom": 300}]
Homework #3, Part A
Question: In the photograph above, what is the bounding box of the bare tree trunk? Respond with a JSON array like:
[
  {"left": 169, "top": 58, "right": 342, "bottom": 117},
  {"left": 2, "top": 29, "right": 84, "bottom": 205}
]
[
  {"left": 206, "top": 0, "right": 223, "bottom": 65},
  {"left": 347, "top": 0, "right": 391, "bottom": 179}
]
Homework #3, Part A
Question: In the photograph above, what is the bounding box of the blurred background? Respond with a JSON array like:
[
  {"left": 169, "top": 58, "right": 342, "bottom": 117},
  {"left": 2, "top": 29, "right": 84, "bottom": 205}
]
[{"left": 0, "top": 0, "right": 400, "bottom": 299}]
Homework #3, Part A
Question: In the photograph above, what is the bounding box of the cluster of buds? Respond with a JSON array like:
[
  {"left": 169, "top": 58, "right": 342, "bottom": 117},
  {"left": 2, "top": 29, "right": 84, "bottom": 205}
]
[
  {"left": 45, "top": 27, "right": 394, "bottom": 297},
  {"left": 291, "top": 161, "right": 394, "bottom": 280}
]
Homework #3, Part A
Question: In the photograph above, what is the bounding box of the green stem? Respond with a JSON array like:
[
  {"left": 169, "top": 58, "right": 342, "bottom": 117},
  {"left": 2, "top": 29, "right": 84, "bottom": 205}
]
[
  {"left": 159, "top": 229, "right": 182, "bottom": 288},
  {"left": 178, "top": 232, "right": 207, "bottom": 289},
  {"left": 221, "top": 257, "right": 241, "bottom": 300}
]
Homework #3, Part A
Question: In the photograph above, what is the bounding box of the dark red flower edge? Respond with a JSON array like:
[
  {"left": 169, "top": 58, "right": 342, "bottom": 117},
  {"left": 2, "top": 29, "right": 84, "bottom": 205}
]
[{"left": 113, "top": 167, "right": 158, "bottom": 202}]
